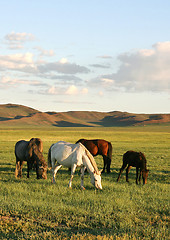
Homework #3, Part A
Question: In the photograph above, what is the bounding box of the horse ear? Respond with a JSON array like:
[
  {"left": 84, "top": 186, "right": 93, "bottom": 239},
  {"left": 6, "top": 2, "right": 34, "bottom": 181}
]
[{"left": 36, "top": 138, "right": 43, "bottom": 152}]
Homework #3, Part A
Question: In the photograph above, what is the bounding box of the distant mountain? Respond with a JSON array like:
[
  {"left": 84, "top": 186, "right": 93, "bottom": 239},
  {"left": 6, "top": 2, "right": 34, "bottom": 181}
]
[{"left": 0, "top": 103, "right": 170, "bottom": 127}]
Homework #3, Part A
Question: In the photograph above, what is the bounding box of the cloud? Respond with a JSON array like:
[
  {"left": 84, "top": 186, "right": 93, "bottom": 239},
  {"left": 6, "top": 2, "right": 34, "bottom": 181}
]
[
  {"left": 90, "top": 42, "right": 170, "bottom": 93},
  {"left": 38, "top": 85, "right": 88, "bottom": 96},
  {"left": 90, "top": 64, "right": 110, "bottom": 69},
  {"left": 34, "top": 46, "right": 55, "bottom": 57},
  {"left": 0, "top": 52, "right": 36, "bottom": 73},
  {"left": 0, "top": 52, "right": 89, "bottom": 76},
  {"left": 97, "top": 55, "right": 112, "bottom": 59},
  {"left": 0, "top": 75, "right": 46, "bottom": 88},
  {"left": 65, "top": 85, "right": 78, "bottom": 95},
  {"left": 38, "top": 60, "right": 90, "bottom": 74},
  {"left": 65, "top": 85, "right": 88, "bottom": 95},
  {"left": 4, "top": 32, "right": 35, "bottom": 49}
]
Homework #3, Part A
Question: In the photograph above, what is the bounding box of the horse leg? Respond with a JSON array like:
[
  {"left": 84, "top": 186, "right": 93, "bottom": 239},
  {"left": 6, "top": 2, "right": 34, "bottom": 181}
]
[
  {"left": 15, "top": 159, "right": 20, "bottom": 178},
  {"left": 27, "top": 161, "right": 31, "bottom": 178},
  {"left": 139, "top": 169, "right": 142, "bottom": 184},
  {"left": 19, "top": 161, "right": 24, "bottom": 178},
  {"left": 80, "top": 166, "right": 86, "bottom": 190},
  {"left": 136, "top": 167, "right": 139, "bottom": 184},
  {"left": 52, "top": 163, "right": 62, "bottom": 184},
  {"left": 69, "top": 164, "right": 77, "bottom": 188},
  {"left": 117, "top": 163, "right": 127, "bottom": 182},
  {"left": 106, "top": 157, "right": 111, "bottom": 173},
  {"left": 126, "top": 165, "right": 132, "bottom": 182},
  {"left": 117, "top": 167, "right": 123, "bottom": 182},
  {"left": 102, "top": 156, "right": 107, "bottom": 173}
]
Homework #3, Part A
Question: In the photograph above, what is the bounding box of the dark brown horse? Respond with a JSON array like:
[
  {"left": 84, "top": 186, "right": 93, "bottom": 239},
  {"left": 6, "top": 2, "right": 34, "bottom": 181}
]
[
  {"left": 15, "top": 138, "right": 47, "bottom": 179},
  {"left": 117, "top": 151, "right": 149, "bottom": 184},
  {"left": 76, "top": 139, "right": 112, "bottom": 173}
]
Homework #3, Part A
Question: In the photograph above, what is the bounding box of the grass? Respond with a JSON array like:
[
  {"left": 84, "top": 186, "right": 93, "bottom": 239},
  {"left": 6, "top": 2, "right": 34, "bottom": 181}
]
[{"left": 0, "top": 126, "right": 169, "bottom": 239}]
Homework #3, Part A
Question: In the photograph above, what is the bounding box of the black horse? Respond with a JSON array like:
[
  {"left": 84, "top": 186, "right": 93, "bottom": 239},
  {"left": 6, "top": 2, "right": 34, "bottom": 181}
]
[
  {"left": 15, "top": 138, "right": 47, "bottom": 179},
  {"left": 117, "top": 151, "right": 149, "bottom": 184},
  {"left": 76, "top": 139, "right": 112, "bottom": 173}
]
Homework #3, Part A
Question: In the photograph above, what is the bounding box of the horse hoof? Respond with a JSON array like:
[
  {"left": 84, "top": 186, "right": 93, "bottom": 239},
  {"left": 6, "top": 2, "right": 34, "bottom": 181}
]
[
  {"left": 81, "top": 187, "right": 86, "bottom": 190},
  {"left": 52, "top": 179, "right": 56, "bottom": 184}
]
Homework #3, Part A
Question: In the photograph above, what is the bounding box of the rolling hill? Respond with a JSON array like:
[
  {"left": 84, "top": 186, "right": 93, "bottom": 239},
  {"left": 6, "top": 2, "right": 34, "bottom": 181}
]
[{"left": 0, "top": 103, "right": 170, "bottom": 127}]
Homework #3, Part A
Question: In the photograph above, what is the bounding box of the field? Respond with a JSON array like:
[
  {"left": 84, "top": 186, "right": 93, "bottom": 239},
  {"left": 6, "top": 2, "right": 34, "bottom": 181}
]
[{"left": 0, "top": 126, "right": 169, "bottom": 239}]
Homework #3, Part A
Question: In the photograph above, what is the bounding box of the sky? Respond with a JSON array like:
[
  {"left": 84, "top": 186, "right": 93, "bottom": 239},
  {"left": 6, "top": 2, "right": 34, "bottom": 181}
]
[{"left": 0, "top": 0, "right": 170, "bottom": 113}]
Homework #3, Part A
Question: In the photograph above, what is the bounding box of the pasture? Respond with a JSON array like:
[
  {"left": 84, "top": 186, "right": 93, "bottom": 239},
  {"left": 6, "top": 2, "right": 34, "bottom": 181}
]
[{"left": 0, "top": 126, "right": 169, "bottom": 239}]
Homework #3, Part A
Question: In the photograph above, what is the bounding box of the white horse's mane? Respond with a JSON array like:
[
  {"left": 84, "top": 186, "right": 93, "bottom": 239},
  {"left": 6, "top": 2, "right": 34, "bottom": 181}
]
[{"left": 78, "top": 142, "right": 100, "bottom": 174}]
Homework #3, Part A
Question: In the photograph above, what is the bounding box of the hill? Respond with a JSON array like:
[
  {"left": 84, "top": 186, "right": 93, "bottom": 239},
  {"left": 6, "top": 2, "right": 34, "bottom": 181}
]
[{"left": 0, "top": 103, "right": 170, "bottom": 127}]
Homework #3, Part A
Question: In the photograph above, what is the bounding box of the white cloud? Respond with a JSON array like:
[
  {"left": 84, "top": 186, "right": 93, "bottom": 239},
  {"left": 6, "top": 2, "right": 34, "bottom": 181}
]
[
  {"left": 0, "top": 52, "right": 35, "bottom": 71},
  {"left": 97, "top": 55, "right": 112, "bottom": 59},
  {"left": 81, "top": 88, "right": 88, "bottom": 94},
  {"left": 48, "top": 86, "right": 58, "bottom": 95},
  {"left": 101, "top": 78, "right": 114, "bottom": 84},
  {"left": 90, "top": 42, "right": 170, "bottom": 93},
  {"left": 35, "top": 47, "right": 55, "bottom": 57},
  {"left": 4, "top": 32, "right": 35, "bottom": 49},
  {"left": 38, "top": 61, "right": 90, "bottom": 74},
  {"left": 0, "top": 75, "right": 45, "bottom": 89},
  {"left": 65, "top": 85, "right": 78, "bottom": 95},
  {"left": 59, "top": 58, "right": 68, "bottom": 64}
]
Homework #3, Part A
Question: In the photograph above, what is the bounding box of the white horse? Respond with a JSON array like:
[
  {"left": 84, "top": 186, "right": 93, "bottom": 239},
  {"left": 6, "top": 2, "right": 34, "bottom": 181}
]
[{"left": 48, "top": 141, "right": 102, "bottom": 190}]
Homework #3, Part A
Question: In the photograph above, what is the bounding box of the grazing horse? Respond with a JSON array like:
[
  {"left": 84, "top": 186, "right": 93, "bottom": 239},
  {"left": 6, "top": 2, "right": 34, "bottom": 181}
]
[
  {"left": 76, "top": 139, "right": 112, "bottom": 173},
  {"left": 48, "top": 141, "right": 102, "bottom": 190},
  {"left": 15, "top": 138, "right": 47, "bottom": 179},
  {"left": 117, "top": 151, "right": 149, "bottom": 184}
]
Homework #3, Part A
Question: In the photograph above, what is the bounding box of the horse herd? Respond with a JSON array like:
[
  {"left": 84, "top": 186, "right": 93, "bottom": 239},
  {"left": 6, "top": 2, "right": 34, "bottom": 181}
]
[{"left": 15, "top": 138, "right": 149, "bottom": 189}]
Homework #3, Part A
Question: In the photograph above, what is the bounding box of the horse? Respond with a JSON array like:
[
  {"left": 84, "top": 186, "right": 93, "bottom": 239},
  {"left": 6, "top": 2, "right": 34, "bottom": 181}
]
[
  {"left": 48, "top": 141, "right": 102, "bottom": 190},
  {"left": 117, "top": 151, "right": 149, "bottom": 184},
  {"left": 15, "top": 138, "right": 47, "bottom": 179},
  {"left": 76, "top": 139, "right": 112, "bottom": 173}
]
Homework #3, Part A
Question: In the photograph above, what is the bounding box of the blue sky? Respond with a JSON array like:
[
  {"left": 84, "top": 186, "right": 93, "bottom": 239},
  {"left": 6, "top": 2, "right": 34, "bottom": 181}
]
[{"left": 0, "top": 0, "right": 170, "bottom": 113}]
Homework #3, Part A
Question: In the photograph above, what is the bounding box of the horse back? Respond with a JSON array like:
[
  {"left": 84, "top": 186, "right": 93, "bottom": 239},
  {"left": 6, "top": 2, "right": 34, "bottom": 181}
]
[
  {"left": 76, "top": 139, "right": 99, "bottom": 156},
  {"left": 123, "top": 151, "right": 145, "bottom": 168},
  {"left": 51, "top": 141, "right": 83, "bottom": 167},
  {"left": 97, "top": 139, "right": 112, "bottom": 158}
]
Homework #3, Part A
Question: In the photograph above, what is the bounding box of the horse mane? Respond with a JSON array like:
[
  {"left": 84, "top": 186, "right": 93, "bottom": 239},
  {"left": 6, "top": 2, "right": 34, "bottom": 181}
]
[
  {"left": 139, "top": 152, "right": 147, "bottom": 170},
  {"left": 78, "top": 142, "right": 100, "bottom": 174},
  {"left": 33, "top": 147, "right": 47, "bottom": 169}
]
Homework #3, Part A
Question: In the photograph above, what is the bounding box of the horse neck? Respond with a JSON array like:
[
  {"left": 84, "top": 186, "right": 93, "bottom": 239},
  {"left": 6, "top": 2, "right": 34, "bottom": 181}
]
[
  {"left": 33, "top": 149, "right": 47, "bottom": 168},
  {"left": 83, "top": 155, "right": 95, "bottom": 177},
  {"left": 140, "top": 153, "right": 147, "bottom": 170}
]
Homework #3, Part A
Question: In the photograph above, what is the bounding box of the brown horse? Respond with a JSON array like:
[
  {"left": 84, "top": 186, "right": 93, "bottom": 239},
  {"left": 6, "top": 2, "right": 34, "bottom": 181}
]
[
  {"left": 15, "top": 138, "right": 47, "bottom": 179},
  {"left": 117, "top": 151, "right": 149, "bottom": 184},
  {"left": 76, "top": 139, "right": 112, "bottom": 173}
]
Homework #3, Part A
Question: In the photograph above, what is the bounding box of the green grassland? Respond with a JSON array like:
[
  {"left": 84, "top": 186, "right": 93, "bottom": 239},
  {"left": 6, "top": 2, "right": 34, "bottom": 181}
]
[{"left": 0, "top": 126, "right": 169, "bottom": 239}]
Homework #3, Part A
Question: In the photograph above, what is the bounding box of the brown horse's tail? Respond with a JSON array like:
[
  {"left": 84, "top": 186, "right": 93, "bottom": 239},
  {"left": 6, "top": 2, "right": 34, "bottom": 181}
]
[
  {"left": 107, "top": 142, "right": 112, "bottom": 161},
  {"left": 48, "top": 144, "right": 54, "bottom": 169}
]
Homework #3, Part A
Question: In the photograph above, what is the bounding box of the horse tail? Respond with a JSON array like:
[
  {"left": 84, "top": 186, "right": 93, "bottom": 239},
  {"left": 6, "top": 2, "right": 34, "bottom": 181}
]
[
  {"left": 107, "top": 142, "right": 112, "bottom": 161},
  {"left": 48, "top": 144, "right": 54, "bottom": 169}
]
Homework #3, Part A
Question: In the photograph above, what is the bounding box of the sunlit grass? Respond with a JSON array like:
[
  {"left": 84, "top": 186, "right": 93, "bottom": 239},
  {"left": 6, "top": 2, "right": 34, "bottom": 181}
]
[{"left": 0, "top": 126, "right": 169, "bottom": 239}]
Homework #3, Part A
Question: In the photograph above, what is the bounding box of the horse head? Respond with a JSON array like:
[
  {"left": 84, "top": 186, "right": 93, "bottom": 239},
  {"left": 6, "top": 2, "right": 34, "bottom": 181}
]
[
  {"left": 91, "top": 171, "right": 102, "bottom": 189},
  {"left": 32, "top": 147, "right": 47, "bottom": 179},
  {"left": 27, "top": 138, "right": 47, "bottom": 179},
  {"left": 142, "top": 169, "right": 149, "bottom": 184}
]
